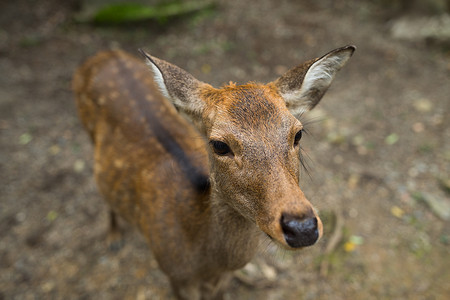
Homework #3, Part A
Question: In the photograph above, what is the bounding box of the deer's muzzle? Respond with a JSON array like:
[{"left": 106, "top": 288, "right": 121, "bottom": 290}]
[{"left": 280, "top": 214, "right": 319, "bottom": 248}]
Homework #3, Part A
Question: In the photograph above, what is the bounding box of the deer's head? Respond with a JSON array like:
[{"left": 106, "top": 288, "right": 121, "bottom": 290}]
[{"left": 142, "top": 46, "right": 355, "bottom": 249}]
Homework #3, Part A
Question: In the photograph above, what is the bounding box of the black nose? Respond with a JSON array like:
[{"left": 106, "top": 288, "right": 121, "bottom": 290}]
[{"left": 281, "top": 214, "right": 319, "bottom": 248}]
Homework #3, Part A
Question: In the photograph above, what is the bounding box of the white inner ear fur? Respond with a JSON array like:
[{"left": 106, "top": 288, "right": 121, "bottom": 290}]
[
  {"left": 300, "top": 54, "right": 345, "bottom": 97},
  {"left": 282, "top": 52, "right": 351, "bottom": 113},
  {"left": 145, "top": 58, "right": 171, "bottom": 99}
]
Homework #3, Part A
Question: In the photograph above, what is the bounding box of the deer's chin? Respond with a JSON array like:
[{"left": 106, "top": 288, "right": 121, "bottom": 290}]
[
  {"left": 263, "top": 226, "right": 323, "bottom": 251},
  {"left": 263, "top": 232, "right": 304, "bottom": 250}
]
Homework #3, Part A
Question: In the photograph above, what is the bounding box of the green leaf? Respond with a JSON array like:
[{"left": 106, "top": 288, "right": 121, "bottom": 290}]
[
  {"left": 46, "top": 210, "right": 58, "bottom": 222},
  {"left": 385, "top": 133, "right": 399, "bottom": 145},
  {"left": 349, "top": 235, "right": 364, "bottom": 245},
  {"left": 19, "top": 133, "right": 32, "bottom": 145},
  {"left": 92, "top": 1, "right": 215, "bottom": 25}
]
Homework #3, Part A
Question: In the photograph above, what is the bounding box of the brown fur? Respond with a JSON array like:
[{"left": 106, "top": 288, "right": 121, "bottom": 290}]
[{"left": 73, "top": 46, "right": 354, "bottom": 299}]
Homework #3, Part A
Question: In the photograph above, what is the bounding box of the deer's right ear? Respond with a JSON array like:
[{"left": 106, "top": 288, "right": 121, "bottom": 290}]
[{"left": 139, "top": 50, "right": 207, "bottom": 122}]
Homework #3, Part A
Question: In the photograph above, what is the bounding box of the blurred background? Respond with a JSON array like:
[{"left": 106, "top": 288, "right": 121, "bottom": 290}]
[{"left": 0, "top": 0, "right": 449, "bottom": 299}]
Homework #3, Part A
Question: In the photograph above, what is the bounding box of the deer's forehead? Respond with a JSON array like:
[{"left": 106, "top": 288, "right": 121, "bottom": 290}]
[
  {"left": 202, "top": 85, "right": 301, "bottom": 153},
  {"left": 203, "top": 84, "right": 292, "bottom": 128}
]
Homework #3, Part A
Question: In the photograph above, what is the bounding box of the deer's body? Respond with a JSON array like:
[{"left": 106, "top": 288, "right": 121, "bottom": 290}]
[{"left": 73, "top": 46, "right": 354, "bottom": 299}]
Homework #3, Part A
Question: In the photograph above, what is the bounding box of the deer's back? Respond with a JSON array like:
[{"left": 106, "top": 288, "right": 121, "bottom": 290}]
[{"left": 72, "top": 50, "right": 210, "bottom": 240}]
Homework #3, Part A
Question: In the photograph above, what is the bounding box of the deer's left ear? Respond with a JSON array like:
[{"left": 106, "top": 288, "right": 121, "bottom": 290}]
[{"left": 273, "top": 45, "right": 355, "bottom": 117}]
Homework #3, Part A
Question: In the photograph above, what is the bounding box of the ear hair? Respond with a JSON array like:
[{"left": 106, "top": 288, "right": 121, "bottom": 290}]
[
  {"left": 274, "top": 45, "right": 356, "bottom": 117},
  {"left": 138, "top": 49, "right": 207, "bottom": 121},
  {"left": 139, "top": 49, "right": 171, "bottom": 99}
]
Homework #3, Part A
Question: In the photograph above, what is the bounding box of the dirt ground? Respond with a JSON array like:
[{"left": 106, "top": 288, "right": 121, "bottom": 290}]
[{"left": 1, "top": 0, "right": 449, "bottom": 299}]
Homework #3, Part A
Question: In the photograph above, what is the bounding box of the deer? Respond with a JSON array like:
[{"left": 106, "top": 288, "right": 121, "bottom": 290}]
[{"left": 72, "top": 45, "right": 355, "bottom": 299}]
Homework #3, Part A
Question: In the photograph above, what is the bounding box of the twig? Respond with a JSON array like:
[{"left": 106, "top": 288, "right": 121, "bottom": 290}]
[{"left": 320, "top": 208, "right": 344, "bottom": 277}]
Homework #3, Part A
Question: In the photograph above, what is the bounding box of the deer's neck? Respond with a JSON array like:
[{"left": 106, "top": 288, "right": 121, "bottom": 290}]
[{"left": 207, "top": 192, "right": 261, "bottom": 271}]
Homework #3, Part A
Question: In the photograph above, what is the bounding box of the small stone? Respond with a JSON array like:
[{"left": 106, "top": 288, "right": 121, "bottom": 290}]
[
  {"left": 73, "top": 159, "right": 85, "bottom": 173},
  {"left": 242, "top": 262, "right": 258, "bottom": 276},
  {"left": 260, "top": 262, "right": 277, "bottom": 280},
  {"left": 413, "top": 98, "right": 433, "bottom": 112},
  {"left": 357, "top": 145, "right": 368, "bottom": 156},
  {"left": 412, "top": 122, "right": 425, "bottom": 133},
  {"left": 348, "top": 174, "right": 360, "bottom": 190},
  {"left": 41, "top": 281, "right": 55, "bottom": 292}
]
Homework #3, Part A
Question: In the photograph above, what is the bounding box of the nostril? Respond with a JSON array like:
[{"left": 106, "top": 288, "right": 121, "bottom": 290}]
[{"left": 281, "top": 215, "right": 319, "bottom": 248}]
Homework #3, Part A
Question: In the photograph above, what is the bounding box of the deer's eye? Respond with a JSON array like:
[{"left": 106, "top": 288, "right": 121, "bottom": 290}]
[
  {"left": 210, "top": 140, "right": 232, "bottom": 156},
  {"left": 294, "top": 130, "right": 303, "bottom": 146}
]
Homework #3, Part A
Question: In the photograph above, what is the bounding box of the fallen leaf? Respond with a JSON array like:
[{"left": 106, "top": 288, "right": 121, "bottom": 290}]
[
  {"left": 344, "top": 241, "right": 356, "bottom": 252},
  {"left": 73, "top": 159, "right": 85, "bottom": 173},
  {"left": 344, "top": 235, "right": 364, "bottom": 252},
  {"left": 46, "top": 210, "right": 58, "bottom": 221},
  {"left": 391, "top": 205, "right": 405, "bottom": 218}
]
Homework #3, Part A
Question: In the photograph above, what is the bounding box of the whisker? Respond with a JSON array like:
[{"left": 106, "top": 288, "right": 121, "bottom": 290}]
[
  {"left": 299, "top": 147, "right": 313, "bottom": 180},
  {"left": 258, "top": 236, "right": 279, "bottom": 264},
  {"left": 299, "top": 113, "right": 325, "bottom": 129},
  {"left": 298, "top": 112, "right": 323, "bottom": 182}
]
